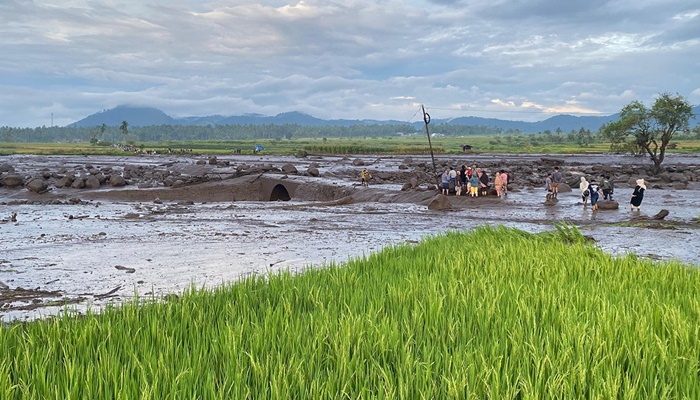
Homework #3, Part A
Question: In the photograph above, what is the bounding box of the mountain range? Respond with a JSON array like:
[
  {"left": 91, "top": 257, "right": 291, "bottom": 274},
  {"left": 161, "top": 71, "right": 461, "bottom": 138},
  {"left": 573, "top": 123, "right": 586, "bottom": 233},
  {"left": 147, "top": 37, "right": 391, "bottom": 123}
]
[{"left": 70, "top": 105, "right": 700, "bottom": 134}]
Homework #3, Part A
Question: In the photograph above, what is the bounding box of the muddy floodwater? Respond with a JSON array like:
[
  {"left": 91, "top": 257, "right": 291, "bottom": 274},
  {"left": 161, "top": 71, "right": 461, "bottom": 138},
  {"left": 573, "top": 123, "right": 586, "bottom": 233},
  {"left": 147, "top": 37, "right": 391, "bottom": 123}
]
[{"left": 1, "top": 153, "right": 699, "bottom": 322}]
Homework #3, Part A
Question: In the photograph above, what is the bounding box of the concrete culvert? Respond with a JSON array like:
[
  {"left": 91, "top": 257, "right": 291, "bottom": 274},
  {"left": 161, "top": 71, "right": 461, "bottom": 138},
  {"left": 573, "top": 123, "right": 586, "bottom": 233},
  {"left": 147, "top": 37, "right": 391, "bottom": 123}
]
[{"left": 270, "top": 184, "right": 291, "bottom": 201}]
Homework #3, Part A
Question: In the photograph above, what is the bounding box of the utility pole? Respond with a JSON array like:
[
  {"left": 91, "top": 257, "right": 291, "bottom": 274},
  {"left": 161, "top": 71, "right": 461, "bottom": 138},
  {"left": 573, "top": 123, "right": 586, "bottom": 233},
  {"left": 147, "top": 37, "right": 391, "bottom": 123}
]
[{"left": 421, "top": 104, "right": 440, "bottom": 187}]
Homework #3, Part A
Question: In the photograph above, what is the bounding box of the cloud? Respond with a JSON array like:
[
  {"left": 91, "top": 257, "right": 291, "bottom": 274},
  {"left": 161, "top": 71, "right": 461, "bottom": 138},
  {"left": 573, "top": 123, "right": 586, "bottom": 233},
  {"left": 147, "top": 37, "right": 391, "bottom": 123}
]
[{"left": 0, "top": 0, "right": 698, "bottom": 127}]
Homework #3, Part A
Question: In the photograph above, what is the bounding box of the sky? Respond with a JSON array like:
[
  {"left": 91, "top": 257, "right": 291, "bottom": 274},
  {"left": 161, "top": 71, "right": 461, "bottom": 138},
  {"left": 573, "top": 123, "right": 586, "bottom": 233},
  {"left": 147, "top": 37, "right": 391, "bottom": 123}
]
[{"left": 1, "top": 0, "right": 699, "bottom": 128}]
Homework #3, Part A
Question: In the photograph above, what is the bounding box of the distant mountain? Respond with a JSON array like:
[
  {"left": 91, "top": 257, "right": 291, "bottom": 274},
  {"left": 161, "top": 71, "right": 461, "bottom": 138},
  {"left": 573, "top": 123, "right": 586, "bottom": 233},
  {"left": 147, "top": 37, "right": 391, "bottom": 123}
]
[
  {"left": 69, "top": 105, "right": 700, "bottom": 133},
  {"left": 70, "top": 105, "right": 176, "bottom": 127}
]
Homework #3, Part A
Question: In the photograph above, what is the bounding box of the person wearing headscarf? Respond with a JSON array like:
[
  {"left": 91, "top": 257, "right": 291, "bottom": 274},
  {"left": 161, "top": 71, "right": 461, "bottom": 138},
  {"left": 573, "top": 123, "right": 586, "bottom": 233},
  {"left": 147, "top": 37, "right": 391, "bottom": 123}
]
[
  {"left": 630, "top": 179, "right": 646, "bottom": 210},
  {"left": 579, "top": 176, "right": 590, "bottom": 206}
]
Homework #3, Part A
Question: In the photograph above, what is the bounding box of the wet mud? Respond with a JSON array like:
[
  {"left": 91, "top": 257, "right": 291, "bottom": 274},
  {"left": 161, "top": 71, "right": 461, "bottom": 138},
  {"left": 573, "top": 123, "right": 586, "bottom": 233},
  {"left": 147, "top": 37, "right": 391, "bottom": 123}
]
[{"left": 1, "top": 153, "right": 699, "bottom": 322}]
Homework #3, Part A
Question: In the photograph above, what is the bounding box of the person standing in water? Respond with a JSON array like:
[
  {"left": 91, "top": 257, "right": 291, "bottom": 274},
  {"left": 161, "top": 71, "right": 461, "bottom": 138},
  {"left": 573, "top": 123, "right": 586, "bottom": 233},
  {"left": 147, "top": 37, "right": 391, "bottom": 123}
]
[
  {"left": 579, "top": 176, "right": 590, "bottom": 206},
  {"left": 588, "top": 179, "right": 604, "bottom": 211},
  {"left": 630, "top": 178, "right": 646, "bottom": 211},
  {"left": 551, "top": 167, "right": 562, "bottom": 198},
  {"left": 441, "top": 170, "right": 450, "bottom": 195}
]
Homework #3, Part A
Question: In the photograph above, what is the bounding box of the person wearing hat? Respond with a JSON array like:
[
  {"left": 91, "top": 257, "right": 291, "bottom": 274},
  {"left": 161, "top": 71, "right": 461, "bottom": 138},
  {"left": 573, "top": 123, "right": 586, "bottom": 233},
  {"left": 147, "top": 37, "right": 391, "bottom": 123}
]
[{"left": 630, "top": 179, "right": 646, "bottom": 211}]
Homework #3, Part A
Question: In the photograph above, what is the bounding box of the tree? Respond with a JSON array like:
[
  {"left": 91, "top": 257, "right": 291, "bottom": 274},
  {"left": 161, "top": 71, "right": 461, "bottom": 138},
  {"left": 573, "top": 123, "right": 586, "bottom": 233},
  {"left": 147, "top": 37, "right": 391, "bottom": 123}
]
[
  {"left": 602, "top": 93, "right": 694, "bottom": 174},
  {"left": 120, "top": 121, "right": 129, "bottom": 144}
]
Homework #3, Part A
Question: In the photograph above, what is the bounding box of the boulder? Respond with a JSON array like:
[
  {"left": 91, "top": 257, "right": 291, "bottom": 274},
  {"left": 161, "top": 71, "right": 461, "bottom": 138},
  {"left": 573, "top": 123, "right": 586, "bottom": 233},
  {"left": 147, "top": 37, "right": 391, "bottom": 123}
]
[
  {"left": 55, "top": 176, "right": 74, "bottom": 188},
  {"left": 85, "top": 176, "right": 101, "bottom": 189},
  {"left": 307, "top": 167, "right": 320, "bottom": 177},
  {"left": 597, "top": 200, "right": 619, "bottom": 210},
  {"left": 281, "top": 163, "right": 298, "bottom": 174},
  {"left": 352, "top": 158, "right": 365, "bottom": 166},
  {"left": 208, "top": 157, "right": 218, "bottom": 165},
  {"left": 428, "top": 194, "right": 453, "bottom": 211},
  {"left": 653, "top": 210, "right": 669, "bottom": 220},
  {"left": 0, "top": 163, "right": 14, "bottom": 173},
  {"left": 110, "top": 174, "right": 126, "bottom": 187},
  {"left": 70, "top": 178, "right": 86, "bottom": 189},
  {"left": 557, "top": 183, "right": 572, "bottom": 192},
  {"left": 2, "top": 174, "right": 24, "bottom": 188},
  {"left": 26, "top": 178, "right": 48, "bottom": 193}
]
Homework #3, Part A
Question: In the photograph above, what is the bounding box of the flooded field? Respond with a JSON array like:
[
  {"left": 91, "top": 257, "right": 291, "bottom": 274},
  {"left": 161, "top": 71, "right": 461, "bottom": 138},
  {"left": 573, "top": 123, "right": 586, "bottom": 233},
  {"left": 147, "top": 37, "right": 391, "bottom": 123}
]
[{"left": 1, "top": 153, "right": 699, "bottom": 321}]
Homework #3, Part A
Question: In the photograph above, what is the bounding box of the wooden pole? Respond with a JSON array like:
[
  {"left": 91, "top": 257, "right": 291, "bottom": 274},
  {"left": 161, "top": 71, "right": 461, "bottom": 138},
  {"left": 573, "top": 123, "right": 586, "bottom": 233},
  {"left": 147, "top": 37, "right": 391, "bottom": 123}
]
[{"left": 422, "top": 105, "right": 440, "bottom": 187}]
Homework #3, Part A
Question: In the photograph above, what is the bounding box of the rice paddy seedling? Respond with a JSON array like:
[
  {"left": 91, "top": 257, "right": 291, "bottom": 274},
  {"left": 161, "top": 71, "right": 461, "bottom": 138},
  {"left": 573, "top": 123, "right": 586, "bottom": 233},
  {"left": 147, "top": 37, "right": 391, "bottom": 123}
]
[{"left": 1, "top": 225, "right": 699, "bottom": 398}]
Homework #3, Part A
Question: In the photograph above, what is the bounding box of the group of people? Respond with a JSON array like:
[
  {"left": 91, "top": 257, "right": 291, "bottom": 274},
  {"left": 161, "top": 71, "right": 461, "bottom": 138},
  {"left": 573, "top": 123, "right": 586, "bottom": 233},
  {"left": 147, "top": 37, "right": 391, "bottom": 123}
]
[
  {"left": 441, "top": 165, "right": 508, "bottom": 198},
  {"left": 578, "top": 175, "right": 646, "bottom": 211}
]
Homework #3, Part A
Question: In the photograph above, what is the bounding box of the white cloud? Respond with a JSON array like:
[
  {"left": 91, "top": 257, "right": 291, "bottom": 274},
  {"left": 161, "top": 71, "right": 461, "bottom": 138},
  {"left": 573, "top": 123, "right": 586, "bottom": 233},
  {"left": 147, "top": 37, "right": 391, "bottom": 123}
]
[{"left": 0, "top": 0, "right": 697, "bottom": 127}]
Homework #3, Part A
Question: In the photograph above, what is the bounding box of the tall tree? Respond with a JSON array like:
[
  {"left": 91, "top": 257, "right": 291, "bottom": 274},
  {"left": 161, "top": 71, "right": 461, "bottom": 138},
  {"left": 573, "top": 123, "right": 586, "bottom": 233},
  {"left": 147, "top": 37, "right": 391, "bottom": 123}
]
[
  {"left": 602, "top": 93, "right": 694, "bottom": 174},
  {"left": 120, "top": 121, "right": 129, "bottom": 144}
]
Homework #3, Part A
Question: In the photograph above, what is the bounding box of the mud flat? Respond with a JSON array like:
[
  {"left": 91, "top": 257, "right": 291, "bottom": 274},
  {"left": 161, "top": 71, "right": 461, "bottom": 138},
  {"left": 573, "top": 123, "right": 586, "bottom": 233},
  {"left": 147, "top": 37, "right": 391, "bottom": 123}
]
[{"left": 1, "top": 153, "right": 699, "bottom": 321}]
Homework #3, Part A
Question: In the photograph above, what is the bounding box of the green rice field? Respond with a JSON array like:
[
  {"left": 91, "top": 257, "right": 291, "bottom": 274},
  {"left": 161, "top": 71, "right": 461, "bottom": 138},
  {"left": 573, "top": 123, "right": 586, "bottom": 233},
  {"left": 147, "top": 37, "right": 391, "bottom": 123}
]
[
  {"left": 1, "top": 225, "right": 699, "bottom": 398},
  {"left": 3, "top": 137, "right": 700, "bottom": 156}
]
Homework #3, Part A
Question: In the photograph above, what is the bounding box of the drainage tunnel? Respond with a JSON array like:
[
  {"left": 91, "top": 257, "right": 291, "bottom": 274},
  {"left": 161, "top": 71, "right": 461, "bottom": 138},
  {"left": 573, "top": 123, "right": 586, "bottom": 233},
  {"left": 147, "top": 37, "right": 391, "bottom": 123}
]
[{"left": 270, "top": 184, "right": 291, "bottom": 201}]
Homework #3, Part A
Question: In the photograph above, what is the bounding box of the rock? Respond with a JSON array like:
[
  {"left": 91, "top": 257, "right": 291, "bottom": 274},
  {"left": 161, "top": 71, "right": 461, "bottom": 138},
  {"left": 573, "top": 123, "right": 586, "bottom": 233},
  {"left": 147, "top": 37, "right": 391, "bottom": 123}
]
[
  {"left": 401, "top": 183, "right": 412, "bottom": 191},
  {"left": 410, "top": 177, "right": 419, "bottom": 188},
  {"left": 55, "top": 176, "right": 74, "bottom": 188},
  {"left": 557, "top": 183, "right": 572, "bottom": 192},
  {"left": 70, "top": 178, "right": 86, "bottom": 189},
  {"left": 208, "top": 157, "right": 218, "bottom": 165},
  {"left": 26, "top": 178, "right": 48, "bottom": 193},
  {"left": 597, "top": 200, "right": 619, "bottom": 210},
  {"left": 307, "top": 167, "right": 320, "bottom": 177},
  {"left": 281, "top": 163, "right": 298, "bottom": 174},
  {"left": 428, "top": 194, "right": 452, "bottom": 210},
  {"left": 673, "top": 183, "right": 687, "bottom": 190},
  {"left": 172, "top": 180, "right": 185, "bottom": 188},
  {"left": 544, "top": 197, "right": 558, "bottom": 206},
  {"left": 84, "top": 176, "right": 101, "bottom": 189},
  {"left": 653, "top": 210, "right": 669, "bottom": 220},
  {"left": 402, "top": 157, "right": 413, "bottom": 165},
  {"left": 0, "top": 163, "right": 14, "bottom": 173},
  {"left": 196, "top": 160, "right": 207, "bottom": 165},
  {"left": 309, "top": 162, "right": 320, "bottom": 169},
  {"left": 398, "top": 164, "right": 409, "bottom": 170},
  {"left": 352, "top": 158, "right": 365, "bottom": 166},
  {"left": 2, "top": 174, "right": 24, "bottom": 188},
  {"left": 110, "top": 174, "right": 126, "bottom": 187}
]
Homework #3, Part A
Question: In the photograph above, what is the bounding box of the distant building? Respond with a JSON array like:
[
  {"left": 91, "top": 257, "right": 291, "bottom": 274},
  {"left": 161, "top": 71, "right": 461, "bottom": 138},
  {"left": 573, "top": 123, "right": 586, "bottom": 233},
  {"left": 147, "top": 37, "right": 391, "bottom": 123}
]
[{"left": 462, "top": 144, "right": 473, "bottom": 152}]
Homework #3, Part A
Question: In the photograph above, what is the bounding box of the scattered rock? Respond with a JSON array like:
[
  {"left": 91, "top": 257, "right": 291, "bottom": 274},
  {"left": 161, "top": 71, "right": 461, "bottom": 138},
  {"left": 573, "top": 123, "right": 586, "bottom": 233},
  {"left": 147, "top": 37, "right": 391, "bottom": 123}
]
[
  {"left": 26, "top": 178, "right": 48, "bottom": 193},
  {"left": 281, "top": 163, "right": 298, "bottom": 174},
  {"left": 70, "top": 178, "right": 86, "bottom": 189},
  {"left": 307, "top": 167, "right": 320, "bottom": 177},
  {"left": 597, "top": 200, "right": 619, "bottom": 210},
  {"left": 84, "top": 176, "right": 101, "bottom": 189},
  {"left": 114, "top": 265, "right": 136, "bottom": 274},
  {"left": 0, "top": 163, "right": 15, "bottom": 173},
  {"left": 428, "top": 194, "right": 452, "bottom": 210},
  {"left": 653, "top": 210, "right": 669, "bottom": 220},
  {"left": 2, "top": 174, "right": 24, "bottom": 188}
]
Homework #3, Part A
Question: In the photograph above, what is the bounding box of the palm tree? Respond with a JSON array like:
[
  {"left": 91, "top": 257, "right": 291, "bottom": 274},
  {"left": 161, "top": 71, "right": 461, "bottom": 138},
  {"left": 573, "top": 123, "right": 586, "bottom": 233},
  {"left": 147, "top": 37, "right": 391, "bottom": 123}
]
[{"left": 120, "top": 121, "right": 129, "bottom": 144}]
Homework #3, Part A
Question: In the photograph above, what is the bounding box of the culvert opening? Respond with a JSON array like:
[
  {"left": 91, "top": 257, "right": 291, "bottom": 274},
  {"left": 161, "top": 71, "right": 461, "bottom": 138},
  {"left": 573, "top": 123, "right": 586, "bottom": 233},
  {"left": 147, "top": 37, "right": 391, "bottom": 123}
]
[{"left": 270, "top": 184, "right": 291, "bottom": 201}]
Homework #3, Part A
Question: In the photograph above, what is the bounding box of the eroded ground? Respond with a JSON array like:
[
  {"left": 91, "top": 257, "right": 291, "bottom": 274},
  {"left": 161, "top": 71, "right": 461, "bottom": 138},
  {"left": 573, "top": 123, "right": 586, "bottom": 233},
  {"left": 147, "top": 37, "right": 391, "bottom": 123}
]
[{"left": 1, "top": 153, "right": 699, "bottom": 322}]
